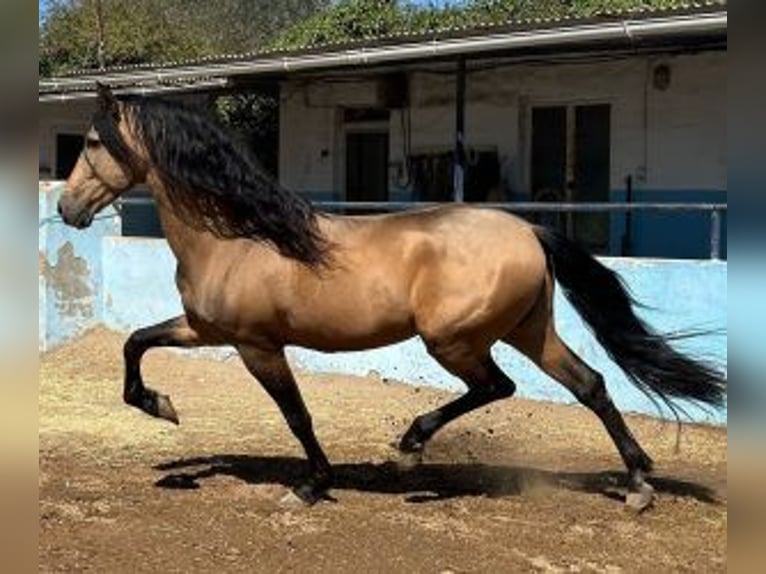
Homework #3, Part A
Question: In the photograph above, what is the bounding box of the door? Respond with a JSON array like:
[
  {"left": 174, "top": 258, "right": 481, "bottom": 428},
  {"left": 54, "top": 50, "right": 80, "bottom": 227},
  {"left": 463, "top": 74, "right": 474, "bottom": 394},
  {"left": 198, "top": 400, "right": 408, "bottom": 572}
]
[
  {"left": 574, "top": 104, "right": 611, "bottom": 252},
  {"left": 530, "top": 104, "right": 611, "bottom": 253},
  {"left": 55, "top": 133, "right": 84, "bottom": 179},
  {"left": 346, "top": 132, "right": 389, "bottom": 202},
  {"left": 531, "top": 107, "right": 567, "bottom": 232}
]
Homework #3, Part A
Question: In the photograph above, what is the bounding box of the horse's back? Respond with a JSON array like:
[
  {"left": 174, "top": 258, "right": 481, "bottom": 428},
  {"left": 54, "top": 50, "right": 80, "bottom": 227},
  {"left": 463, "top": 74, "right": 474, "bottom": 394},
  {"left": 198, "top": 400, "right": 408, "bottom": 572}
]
[{"left": 363, "top": 206, "right": 549, "bottom": 347}]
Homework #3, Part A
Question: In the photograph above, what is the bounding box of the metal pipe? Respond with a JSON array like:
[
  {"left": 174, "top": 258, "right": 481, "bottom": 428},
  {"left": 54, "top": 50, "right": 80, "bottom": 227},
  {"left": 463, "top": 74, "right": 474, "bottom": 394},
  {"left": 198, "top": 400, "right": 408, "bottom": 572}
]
[
  {"left": 112, "top": 196, "right": 728, "bottom": 259},
  {"left": 622, "top": 174, "right": 634, "bottom": 256},
  {"left": 39, "top": 12, "right": 726, "bottom": 100},
  {"left": 115, "top": 196, "right": 727, "bottom": 213},
  {"left": 710, "top": 208, "right": 722, "bottom": 259}
]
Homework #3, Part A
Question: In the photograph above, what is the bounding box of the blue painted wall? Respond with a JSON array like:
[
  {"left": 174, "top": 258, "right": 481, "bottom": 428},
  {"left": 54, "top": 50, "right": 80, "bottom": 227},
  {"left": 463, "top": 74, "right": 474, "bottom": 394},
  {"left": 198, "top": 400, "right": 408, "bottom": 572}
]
[
  {"left": 609, "top": 189, "right": 727, "bottom": 259},
  {"left": 39, "top": 186, "right": 727, "bottom": 424},
  {"left": 39, "top": 183, "right": 120, "bottom": 350}
]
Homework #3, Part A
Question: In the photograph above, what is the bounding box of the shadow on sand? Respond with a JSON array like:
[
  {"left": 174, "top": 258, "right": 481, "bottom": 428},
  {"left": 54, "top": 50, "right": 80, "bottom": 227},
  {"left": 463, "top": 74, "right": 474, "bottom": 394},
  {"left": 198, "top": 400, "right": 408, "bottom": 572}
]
[{"left": 153, "top": 454, "right": 720, "bottom": 505}]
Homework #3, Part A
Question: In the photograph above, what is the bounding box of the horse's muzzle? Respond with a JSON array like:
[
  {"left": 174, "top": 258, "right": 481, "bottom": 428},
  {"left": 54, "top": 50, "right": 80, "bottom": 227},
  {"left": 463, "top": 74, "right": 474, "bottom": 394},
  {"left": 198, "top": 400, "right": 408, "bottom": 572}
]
[{"left": 57, "top": 198, "right": 93, "bottom": 229}]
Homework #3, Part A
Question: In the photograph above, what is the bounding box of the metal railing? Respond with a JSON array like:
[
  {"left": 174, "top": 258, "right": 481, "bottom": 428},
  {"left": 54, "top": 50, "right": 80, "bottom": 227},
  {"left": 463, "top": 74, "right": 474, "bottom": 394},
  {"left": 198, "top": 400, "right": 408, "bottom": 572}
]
[
  {"left": 307, "top": 201, "right": 726, "bottom": 260},
  {"left": 115, "top": 196, "right": 727, "bottom": 260}
]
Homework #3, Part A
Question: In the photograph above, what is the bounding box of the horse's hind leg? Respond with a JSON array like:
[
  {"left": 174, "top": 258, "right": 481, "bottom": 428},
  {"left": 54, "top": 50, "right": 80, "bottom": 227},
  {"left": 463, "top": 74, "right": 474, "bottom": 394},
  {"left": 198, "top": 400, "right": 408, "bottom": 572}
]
[
  {"left": 399, "top": 347, "right": 516, "bottom": 454},
  {"left": 510, "top": 319, "right": 655, "bottom": 510},
  {"left": 238, "top": 345, "right": 332, "bottom": 506},
  {"left": 123, "top": 314, "right": 207, "bottom": 424}
]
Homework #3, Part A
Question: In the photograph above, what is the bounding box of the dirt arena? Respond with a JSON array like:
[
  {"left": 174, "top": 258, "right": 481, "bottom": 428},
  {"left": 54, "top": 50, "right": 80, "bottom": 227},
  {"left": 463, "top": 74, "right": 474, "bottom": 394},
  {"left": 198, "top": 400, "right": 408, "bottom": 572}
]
[{"left": 40, "top": 330, "right": 727, "bottom": 573}]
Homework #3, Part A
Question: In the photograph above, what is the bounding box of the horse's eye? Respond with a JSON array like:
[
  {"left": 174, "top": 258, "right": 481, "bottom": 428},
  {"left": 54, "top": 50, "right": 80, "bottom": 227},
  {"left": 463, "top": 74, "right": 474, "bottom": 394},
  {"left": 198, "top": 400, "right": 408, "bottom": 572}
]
[{"left": 86, "top": 138, "right": 101, "bottom": 149}]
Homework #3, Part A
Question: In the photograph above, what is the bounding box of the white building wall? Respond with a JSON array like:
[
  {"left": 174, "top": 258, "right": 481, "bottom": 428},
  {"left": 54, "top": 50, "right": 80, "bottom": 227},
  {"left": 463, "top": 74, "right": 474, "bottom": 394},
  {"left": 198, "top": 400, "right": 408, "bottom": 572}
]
[
  {"left": 278, "top": 50, "right": 726, "bottom": 199},
  {"left": 280, "top": 81, "right": 384, "bottom": 197},
  {"left": 38, "top": 51, "right": 725, "bottom": 198},
  {"left": 646, "top": 51, "right": 727, "bottom": 190}
]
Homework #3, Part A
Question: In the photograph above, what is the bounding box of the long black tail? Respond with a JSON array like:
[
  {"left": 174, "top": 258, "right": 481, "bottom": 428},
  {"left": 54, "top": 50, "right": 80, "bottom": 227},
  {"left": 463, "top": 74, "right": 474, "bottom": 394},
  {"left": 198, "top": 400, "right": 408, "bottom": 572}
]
[{"left": 533, "top": 226, "right": 726, "bottom": 417}]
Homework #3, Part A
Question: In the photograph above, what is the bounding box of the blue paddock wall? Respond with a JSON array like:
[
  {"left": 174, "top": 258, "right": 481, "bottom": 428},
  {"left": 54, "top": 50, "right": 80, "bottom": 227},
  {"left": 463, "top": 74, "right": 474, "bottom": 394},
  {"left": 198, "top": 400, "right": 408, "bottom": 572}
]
[
  {"left": 39, "top": 182, "right": 120, "bottom": 350},
  {"left": 609, "top": 189, "right": 728, "bottom": 259},
  {"left": 39, "top": 185, "right": 727, "bottom": 425}
]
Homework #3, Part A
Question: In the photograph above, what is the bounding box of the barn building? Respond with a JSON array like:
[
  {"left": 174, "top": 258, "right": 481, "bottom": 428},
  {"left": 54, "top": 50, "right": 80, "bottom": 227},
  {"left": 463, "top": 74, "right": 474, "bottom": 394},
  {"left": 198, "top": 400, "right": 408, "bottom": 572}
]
[{"left": 39, "top": 1, "right": 727, "bottom": 258}]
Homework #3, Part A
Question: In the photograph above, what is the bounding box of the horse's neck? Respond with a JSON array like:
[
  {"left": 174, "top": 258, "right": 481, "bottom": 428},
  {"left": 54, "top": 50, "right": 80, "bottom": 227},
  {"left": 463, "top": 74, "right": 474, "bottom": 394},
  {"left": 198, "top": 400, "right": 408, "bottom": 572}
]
[{"left": 147, "top": 176, "right": 220, "bottom": 273}]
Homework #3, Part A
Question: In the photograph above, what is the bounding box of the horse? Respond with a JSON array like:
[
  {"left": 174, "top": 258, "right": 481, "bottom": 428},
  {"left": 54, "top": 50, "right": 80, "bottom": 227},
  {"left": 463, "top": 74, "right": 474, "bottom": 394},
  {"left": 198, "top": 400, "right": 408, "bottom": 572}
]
[{"left": 58, "top": 84, "right": 726, "bottom": 510}]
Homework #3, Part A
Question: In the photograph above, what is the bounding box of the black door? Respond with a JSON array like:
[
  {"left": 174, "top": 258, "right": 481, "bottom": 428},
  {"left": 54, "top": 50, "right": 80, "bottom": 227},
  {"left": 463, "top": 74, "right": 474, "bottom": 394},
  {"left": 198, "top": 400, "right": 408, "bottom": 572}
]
[
  {"left": 346, "top": 132, "right": 389, "bottom": 202},
  {"left": 531, "top": 107, "right": 567, "bottom": 230},
  {"left": 574, "top": 104, "right": 611, "bottom": 253},
  {"left": 55, "top": 133, "right": 84, "bottom": 179},
  {"left": 531, "top": 104, "right": 611, "bottom": 253}
]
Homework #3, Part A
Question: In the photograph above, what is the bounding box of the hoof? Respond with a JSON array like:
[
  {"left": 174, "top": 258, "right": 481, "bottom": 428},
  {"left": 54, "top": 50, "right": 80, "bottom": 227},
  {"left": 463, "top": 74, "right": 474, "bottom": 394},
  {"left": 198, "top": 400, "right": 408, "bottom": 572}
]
[
  {"left": 396, "top": 450, "right": 423, "bottom": 471},
  {"left": 397, "top": 430, "right": 426, "bottom": 470},
  {"left": 155, "top": 393, "right": 180, "bottom": 425},
  {"left": 398, "top": 431, "right": 426, "bottom": 455},
  {"left": 279, "top": 490, "right": 307, "bottom": 508},
  {"left": 626, "top": 481, "right": 655, "bottom": 513},
  {"left": 128, "top": 388, "right": 180, "bottom": 425},
  {"left": 285, "top": 481, "right": 333, "bottom": 507}
]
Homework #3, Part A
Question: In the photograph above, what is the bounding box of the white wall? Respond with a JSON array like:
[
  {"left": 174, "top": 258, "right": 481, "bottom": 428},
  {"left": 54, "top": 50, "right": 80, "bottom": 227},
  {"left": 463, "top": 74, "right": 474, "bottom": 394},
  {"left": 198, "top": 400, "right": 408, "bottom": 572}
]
[
  {"left": 278, "top": 50, "right": 727, "bottom": 199},
  {"left": 38, "top": 51, "right": 726, "bottom": 196},
  {"left": 646, "top": 52, "right": 727, "bottom": 190}
]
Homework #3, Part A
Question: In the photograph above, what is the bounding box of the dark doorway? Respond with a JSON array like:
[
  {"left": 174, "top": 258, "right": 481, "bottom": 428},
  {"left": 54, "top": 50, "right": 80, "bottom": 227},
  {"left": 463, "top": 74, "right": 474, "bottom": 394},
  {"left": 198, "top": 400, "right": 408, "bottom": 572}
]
[
  {"left": 531, "top": 107, "right": 567, "bottom": 233},
  {"left": 346, "top": 132, "right": 389, "bottom": 202},
  {"left": 55, "top": 133, "right": 84, "bottom": 179},
  {"left": 574, "top": 104, "right": 611, "bottom": 252},
  {"left": 531, "top": 107, "right": 567, "bottom": 201},
  {"left": 530, "top": 104, "right": 611, "bottom": 253}
]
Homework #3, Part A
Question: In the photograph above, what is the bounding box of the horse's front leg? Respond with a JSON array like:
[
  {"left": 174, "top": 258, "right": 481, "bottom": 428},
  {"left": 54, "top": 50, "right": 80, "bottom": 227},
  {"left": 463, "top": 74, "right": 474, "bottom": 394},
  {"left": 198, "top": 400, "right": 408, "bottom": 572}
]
[
  {"left": 238, "top": 345, "right": 333, "bottom": 505},
  {"left": 123, "top": 314, "right": 208, "bottom": 424}
]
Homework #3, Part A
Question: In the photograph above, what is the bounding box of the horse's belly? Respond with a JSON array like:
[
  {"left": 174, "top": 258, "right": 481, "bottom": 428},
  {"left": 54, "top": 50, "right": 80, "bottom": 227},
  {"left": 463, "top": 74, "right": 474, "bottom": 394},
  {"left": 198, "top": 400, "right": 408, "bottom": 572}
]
[
  {"left": 286, "top": 323, "right": 415, "bottom": 352},
  {"left": 282, "top": 295, "right": 415, "bottom": 351}
]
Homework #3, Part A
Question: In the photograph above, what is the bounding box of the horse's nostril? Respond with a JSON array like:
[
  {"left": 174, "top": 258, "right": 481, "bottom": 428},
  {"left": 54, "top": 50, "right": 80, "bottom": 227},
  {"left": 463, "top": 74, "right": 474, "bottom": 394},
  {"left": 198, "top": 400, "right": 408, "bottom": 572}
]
[{"left": 57, "top": 202, "right": 64, "bottom": 217}]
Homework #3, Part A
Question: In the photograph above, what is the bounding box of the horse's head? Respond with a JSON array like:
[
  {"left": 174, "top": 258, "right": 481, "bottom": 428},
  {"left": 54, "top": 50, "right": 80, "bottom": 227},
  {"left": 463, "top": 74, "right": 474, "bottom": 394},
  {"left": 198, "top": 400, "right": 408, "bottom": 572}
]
[{"left": 58, "top": 84, "right": 147, "bottom": 229}]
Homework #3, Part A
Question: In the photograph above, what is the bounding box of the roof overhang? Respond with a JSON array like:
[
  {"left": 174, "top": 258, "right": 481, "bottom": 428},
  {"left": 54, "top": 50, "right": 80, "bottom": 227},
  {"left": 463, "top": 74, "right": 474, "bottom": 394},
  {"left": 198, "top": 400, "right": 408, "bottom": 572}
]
[{"left": 39, "top": 11, "right": 726, "bottom": 103}]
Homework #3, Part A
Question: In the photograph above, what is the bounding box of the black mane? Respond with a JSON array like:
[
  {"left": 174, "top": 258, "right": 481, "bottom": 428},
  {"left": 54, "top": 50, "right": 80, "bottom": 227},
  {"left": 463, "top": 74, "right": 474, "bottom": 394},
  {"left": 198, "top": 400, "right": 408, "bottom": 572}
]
[{"left": 97, "top": 96, "right": 328, "bottom": 266}]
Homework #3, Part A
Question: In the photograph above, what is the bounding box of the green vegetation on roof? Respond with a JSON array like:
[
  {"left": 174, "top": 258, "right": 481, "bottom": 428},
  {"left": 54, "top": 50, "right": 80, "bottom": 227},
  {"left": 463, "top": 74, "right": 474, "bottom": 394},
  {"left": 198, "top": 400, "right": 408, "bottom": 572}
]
[
  {"left": 39, "top": 0, "right": 331, "bottom": 77},
  {"left": 39, "top": 0, "right": 726, "bottom": 77},
  {"left": 271, "top": 0, "right": 726, "bottom": 52}
]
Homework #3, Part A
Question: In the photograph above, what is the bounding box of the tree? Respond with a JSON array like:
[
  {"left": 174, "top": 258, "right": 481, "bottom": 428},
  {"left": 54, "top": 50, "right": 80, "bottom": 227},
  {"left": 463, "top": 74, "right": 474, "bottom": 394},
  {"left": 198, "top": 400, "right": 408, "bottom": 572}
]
[
  {"left": 39, "top": 0, "right": 331, "bottom": 76},
  {"left": 39, "top": 1, "right": 331, "bottom": 178}
]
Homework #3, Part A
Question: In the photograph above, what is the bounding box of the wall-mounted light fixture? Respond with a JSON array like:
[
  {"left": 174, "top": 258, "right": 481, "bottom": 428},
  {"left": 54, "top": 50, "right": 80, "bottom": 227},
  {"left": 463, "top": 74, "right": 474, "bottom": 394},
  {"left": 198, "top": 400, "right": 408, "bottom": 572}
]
[{"left": 653, "top": 64, "right": 671, "bottom": 91}]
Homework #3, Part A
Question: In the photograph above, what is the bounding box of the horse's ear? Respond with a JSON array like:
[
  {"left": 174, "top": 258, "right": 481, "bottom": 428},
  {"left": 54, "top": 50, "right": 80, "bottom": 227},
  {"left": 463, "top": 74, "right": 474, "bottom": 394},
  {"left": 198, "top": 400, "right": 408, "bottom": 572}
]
[{"left": 96, "top": 82, "right": 119, "bottom": 119}]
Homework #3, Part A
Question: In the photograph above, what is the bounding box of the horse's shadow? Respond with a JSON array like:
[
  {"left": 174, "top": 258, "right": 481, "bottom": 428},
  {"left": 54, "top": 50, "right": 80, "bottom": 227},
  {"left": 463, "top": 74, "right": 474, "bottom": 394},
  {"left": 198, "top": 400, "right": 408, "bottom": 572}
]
[{"left": 153, "top": 454, "right": 721, "bottom": 505}]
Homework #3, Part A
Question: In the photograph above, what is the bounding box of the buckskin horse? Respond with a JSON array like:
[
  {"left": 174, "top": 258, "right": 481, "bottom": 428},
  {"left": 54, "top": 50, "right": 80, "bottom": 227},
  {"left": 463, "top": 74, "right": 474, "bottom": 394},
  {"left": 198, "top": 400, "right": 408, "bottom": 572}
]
[{"left": 58, "top": 84, "right": 726, "bottom": 510}]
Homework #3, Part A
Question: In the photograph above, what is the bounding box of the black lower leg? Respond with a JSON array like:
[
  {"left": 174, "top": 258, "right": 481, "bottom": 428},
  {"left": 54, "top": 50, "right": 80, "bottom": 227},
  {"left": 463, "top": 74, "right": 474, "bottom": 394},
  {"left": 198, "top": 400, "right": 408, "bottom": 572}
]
[
  {"left": 123, "top": 315, "right": 201, "bottom": 424},
  {"left": 239, "top": 347, "right": 333, "bottom": 505},
  {"left": 399, "top": 361, "right": 515, "bottom": 453},
  {"left": 552, "top": 349, "right": 655, "bottom": 509},
  {"left": 282, "top": 407, "right": 333, "bottom": 503},
  {"left": 579, "top": 375, "right": 653, "bottom": 475},
  {"left": 561, "top": 356, "right": 653, "bottom": 478}
]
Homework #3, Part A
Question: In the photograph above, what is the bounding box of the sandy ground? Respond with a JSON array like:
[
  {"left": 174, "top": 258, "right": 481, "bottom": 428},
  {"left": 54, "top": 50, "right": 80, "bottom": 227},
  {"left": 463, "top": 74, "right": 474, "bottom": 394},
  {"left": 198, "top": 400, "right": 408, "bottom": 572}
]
[{"left": 40, "top": 329, "right": 727, "bottom": 573}]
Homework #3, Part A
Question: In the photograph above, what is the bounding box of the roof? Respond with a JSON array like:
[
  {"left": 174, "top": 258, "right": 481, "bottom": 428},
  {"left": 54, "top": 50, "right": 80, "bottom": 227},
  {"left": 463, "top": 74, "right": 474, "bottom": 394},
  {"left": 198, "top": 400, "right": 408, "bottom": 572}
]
[{"left": 39, "top": 1, "right": 726, "bottom": 102}]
